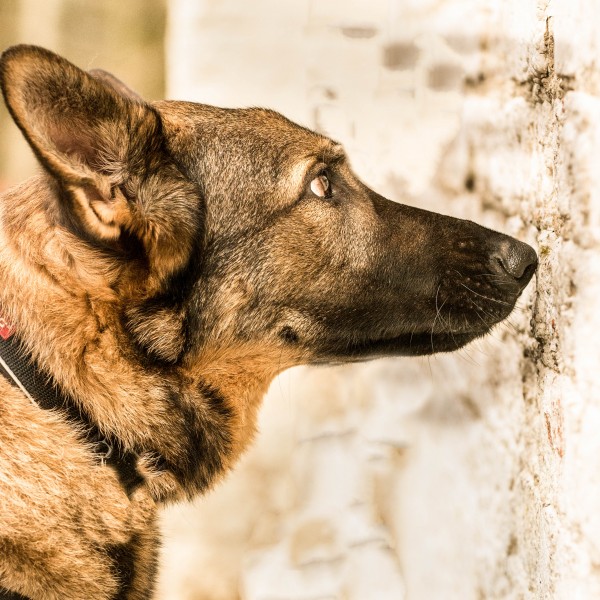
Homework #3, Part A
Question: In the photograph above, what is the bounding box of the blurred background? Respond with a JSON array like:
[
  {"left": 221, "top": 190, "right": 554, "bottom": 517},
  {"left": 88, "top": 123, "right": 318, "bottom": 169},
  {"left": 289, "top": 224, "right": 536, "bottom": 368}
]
[{"left": 2, "top": 1, "right": 600, "bottom": 599}]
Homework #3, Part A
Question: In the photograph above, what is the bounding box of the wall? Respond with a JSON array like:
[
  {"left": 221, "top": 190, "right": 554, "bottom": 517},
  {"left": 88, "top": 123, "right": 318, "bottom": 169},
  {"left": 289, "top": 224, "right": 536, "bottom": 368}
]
[{"left": 159, "top": 1, "right": 600, "bottom": 599}]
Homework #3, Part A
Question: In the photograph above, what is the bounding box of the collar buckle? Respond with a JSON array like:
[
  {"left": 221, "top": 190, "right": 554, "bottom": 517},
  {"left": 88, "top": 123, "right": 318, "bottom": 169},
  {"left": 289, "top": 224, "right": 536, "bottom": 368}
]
[{"left": 95, "top": 438, "right": 114, "bottom": 466}]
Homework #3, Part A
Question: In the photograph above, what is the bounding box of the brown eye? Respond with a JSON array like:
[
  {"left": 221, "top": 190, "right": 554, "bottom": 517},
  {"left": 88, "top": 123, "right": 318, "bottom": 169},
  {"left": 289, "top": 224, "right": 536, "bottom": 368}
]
[{"left": 310, "top": 172, "right": 331, "bottom": 198}]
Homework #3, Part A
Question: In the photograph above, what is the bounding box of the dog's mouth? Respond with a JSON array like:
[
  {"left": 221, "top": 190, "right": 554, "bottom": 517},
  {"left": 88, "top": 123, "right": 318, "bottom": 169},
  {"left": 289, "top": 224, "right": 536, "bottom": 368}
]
[
  {"left": 309, "top": 282, "right": 525, "bottom": 364},
  {"left": 349, "top": 329, "right": 487, "bottom": 359},
  {"left": 307, "top": 234, "right": 537, "bottom": 364},
  {"left": 312, "top": 328, "right": 488, "bottom": 364}
]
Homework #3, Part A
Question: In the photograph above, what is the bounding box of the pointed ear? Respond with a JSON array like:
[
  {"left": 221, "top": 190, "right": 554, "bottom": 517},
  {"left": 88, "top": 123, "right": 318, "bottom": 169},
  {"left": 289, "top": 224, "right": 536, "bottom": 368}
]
[
  {"left": 89, "top": 68, "right": 145, "bottom": 103},
  {"left": 0, "top": 45, "right": 159, "bottom": 242}
]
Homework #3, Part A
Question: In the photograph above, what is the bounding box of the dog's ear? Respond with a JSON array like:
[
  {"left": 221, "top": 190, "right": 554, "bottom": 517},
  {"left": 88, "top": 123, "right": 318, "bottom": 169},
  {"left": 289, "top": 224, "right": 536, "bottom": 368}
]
[
  {"left": 0, "top": 45, "right": 159, "bottom": 242},
  {"left": 88, "top": 68, "right": 145, "bottom": 103},
  {"left": 0, "top": 45, "right": 201, "bottom": 286}
]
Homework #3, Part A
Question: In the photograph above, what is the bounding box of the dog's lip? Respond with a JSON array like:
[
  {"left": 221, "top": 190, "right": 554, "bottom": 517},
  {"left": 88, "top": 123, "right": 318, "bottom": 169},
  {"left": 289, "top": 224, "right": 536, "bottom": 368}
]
[
  {"left": 314, "top": 329, "right": 488, "bottom": 363},
  {"left": 362, "top": 331, "right": 484, "bottom": 356}
]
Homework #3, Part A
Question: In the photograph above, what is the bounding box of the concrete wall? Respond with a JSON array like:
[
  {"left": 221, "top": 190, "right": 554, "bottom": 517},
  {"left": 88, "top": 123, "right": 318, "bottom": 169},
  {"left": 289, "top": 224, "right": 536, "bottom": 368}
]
[{"left": 158, "top": 1, "right": 600, "bottom": 599}]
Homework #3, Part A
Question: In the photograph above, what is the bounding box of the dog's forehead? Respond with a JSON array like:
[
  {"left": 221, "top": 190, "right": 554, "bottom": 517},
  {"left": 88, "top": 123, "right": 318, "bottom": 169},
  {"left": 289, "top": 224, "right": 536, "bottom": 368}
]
[{"left": 155, "top": 100, "right": 343, "bottom": 170}]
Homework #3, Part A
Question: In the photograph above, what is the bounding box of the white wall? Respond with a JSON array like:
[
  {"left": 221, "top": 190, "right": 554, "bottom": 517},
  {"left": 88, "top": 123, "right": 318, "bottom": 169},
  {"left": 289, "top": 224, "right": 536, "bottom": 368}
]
[{"left": 159, "top": 1, "right": 600, "bottom": 599}]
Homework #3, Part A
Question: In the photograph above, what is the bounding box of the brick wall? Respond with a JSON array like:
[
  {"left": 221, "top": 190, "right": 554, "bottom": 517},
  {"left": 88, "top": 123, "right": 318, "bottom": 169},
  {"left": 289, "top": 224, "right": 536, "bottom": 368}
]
[{"left": 159, "top": 1, "right": 600, "bottom": 599}]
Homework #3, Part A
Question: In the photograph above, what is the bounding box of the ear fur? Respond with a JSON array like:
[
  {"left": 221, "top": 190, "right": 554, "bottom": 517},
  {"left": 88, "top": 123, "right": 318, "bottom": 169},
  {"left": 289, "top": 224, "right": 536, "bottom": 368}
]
[
  {"left": 0, "top": 45, "right": 202, "bottom": 290},
  {"left": 0, "top": 45, "right": 161, "bottom": 241},
  {"left": 89, "top": 68, "right": 145, "bottom": 103}
]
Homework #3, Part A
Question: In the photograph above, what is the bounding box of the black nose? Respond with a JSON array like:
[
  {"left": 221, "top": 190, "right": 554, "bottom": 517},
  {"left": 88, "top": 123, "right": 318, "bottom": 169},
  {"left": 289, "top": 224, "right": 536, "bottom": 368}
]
[{"left": 490, "top": 238, "right": 538, "bottom": 287}]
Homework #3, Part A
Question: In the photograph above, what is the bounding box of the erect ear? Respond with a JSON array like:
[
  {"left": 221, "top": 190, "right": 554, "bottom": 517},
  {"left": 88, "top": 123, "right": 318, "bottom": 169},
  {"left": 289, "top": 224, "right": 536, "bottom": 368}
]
[
  {"left": 0, "top": 45, "right": 160, "bottom": 242},
  {"left": 88, "top": 68, "right": 145, "bottom": 103},
  {"left": 0, "top": 45, "right": 201, "bottom": 287}
]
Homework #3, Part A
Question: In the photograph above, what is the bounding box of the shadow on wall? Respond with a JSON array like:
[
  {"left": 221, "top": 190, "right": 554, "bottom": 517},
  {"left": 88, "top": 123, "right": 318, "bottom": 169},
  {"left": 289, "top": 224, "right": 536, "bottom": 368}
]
[{"left": 0, "top": 0, "right": 166, "bottom": 189}]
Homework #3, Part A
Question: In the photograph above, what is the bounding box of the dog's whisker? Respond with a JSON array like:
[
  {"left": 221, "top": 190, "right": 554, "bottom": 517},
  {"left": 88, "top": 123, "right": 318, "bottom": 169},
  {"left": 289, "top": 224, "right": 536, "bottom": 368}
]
[
  {"left": 460, "top": 282, "right": 513, "bottom": 307},
  {"left": 409, "top": 323, "right": 417, "bottom": 349},
  {"left": 430, "top": 284, "right": 441, "bottom": 353},
  {"left": 456, "top": 339, "right": 482, "bottom": 366}
]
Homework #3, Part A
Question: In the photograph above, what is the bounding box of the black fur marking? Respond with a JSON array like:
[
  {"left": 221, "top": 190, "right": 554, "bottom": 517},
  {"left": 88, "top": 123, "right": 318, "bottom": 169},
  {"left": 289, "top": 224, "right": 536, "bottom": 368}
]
[
  {"left": 160, "top": 381, "right": 234, "bottom": 495},
  {"left": 279, "top": 325, "right": 299, "bottom": 344},
  {"left": 0, "top": 588, "right": 30, "bottom": 599},
  {"left": 107, "top": 534, "right": 138, "bottom": 600},
  {"left": 123, "top": 228, "right": 205, "bottom": 366},
  {"left": 111, "top": 448, "right": 145, "bottom": 497},
  {"left": 197, "top": 380, "right": 234, "bottom": 421}
]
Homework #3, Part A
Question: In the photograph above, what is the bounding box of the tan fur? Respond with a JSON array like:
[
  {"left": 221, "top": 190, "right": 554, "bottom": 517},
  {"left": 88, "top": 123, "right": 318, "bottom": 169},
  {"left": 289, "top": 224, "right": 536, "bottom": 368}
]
[{"left": 0, "top": 171, "right": 301, "bottom": 597}]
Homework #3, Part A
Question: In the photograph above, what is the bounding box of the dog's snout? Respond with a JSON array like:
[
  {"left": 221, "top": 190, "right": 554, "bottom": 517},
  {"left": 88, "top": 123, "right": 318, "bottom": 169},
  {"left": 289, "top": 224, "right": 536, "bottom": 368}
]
[{"left": 490, "top": 238, "right": 538, "bottom": 286}]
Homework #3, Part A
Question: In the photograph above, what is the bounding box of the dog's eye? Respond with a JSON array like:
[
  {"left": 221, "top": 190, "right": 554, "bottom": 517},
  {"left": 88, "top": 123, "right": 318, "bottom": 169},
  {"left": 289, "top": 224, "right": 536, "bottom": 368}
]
[{"left": 310, "top": 172, "right": 331, "bottom": 198}]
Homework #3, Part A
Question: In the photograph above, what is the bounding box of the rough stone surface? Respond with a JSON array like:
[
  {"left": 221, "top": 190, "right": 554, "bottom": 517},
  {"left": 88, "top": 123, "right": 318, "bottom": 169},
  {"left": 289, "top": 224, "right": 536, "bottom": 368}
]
[{"left": 158, "top": 1, "right": 600, "bottom": 599}]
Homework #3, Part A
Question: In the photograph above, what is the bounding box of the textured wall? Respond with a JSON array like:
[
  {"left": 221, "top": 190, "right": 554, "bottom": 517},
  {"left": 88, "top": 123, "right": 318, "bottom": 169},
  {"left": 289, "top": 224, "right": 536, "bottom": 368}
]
[{"left": 159, "top": 1, "right": 600, "bottom": 599}]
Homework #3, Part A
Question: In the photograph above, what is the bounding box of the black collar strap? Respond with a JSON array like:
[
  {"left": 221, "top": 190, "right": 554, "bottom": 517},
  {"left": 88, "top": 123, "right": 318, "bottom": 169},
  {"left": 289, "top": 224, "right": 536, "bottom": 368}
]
[{"left": 0, "top": 315, "right": 144, "bottom": 496}]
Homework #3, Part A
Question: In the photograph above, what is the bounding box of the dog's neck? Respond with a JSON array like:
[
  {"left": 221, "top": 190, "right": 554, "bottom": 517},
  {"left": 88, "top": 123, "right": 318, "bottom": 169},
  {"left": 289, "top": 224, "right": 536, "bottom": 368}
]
[{"left": 0, "top": 175, "right": 286, "bottom": 501}]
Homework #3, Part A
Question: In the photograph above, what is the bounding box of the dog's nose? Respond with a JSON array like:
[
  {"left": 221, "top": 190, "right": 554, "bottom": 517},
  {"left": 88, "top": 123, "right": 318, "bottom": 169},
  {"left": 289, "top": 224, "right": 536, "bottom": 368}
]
[{"left": 490, "top": 238, "right": 538, "bottom": 287}]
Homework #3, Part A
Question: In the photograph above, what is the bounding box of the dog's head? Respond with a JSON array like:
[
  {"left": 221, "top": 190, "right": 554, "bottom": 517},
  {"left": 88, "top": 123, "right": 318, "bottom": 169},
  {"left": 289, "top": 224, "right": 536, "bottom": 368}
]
[{"left": 0, "top": 45, "right": 537, "bottom": 371}]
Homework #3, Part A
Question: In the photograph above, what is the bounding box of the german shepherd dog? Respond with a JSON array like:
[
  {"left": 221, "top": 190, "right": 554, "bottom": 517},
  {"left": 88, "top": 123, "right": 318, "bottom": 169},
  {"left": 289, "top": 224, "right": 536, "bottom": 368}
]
[{"left": 0, "top": 45, "right": 537, "bottom": 599}]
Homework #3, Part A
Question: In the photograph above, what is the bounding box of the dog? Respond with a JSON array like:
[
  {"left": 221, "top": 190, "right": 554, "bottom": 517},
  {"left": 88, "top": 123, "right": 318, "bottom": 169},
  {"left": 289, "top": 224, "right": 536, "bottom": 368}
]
[{"left": 0, "top": 45, "right": 537, "bottom": 599}]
